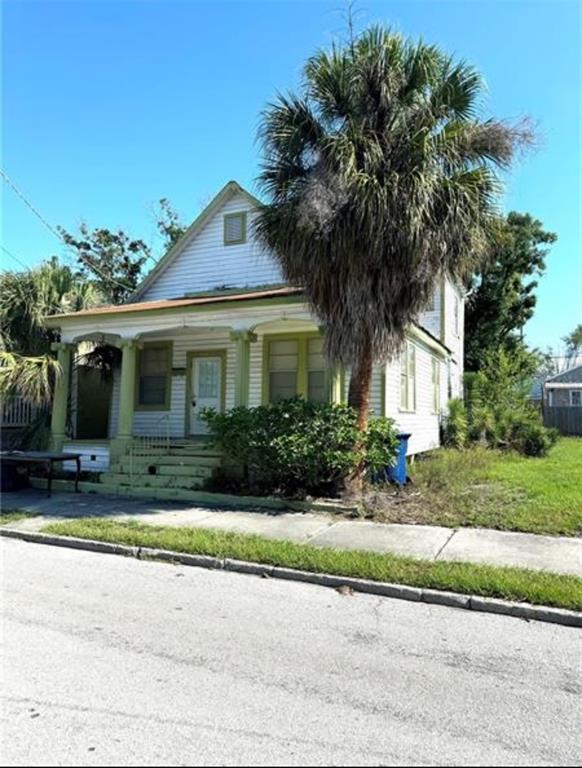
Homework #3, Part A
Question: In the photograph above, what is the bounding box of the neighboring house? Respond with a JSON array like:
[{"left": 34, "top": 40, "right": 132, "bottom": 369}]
[
  {"left": 543, "top": 365, "right": 582, "bottom": 407},
  {"left": 542, "top": 365, "right": 582, "bottom": 436},
  {"left": 44, "top": 181, "right": 465, "bottom": 486}
]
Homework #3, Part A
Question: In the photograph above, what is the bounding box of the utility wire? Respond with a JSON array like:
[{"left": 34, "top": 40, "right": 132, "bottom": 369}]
[
  {"left": 0, "top": 167, "right": 135, "bottom": 294},
  {"left": 0, "top": 243, "right": 30, "bottom": 271}
]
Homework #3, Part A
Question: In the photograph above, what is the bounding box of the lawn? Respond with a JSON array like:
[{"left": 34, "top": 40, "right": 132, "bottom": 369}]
[
  {"left": 365, "top": 438, "right": 582, "bottom": 537},
  {"left": 0, "top": 509, "right": 38, "bottom": 524},
  {"left": 43, "top": 517, "right": 582, "bottom": 611}
]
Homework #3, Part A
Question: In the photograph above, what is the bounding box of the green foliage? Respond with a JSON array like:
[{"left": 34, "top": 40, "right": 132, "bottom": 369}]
[
  {"left": 465, "top": 212, "right": 556, "bottom": 372},
  {"left": 45, "top": 517, "right": 582, "bottom": 611},
  {"left": 407, "top": 439, "right": 582, "bottom": 537},
  {"left": 441, "top": 398, "right": 468, "bottom": 449},
  {"left": 155, "top": 198, "right": 187, "bottom": 251},
  {"left": 202, "top": 398, "right": 399, "bottom": 498},
  {"left": 0, "top": 259, "right": 103, "bottom": 409},
  {"left": 0, "top": 258, "right": 103, "bottom": 355},
  {"left": 256, "top": 25, "right": 532, "bottom": 442},
  {"left": 563, "top": 323, "right": 582, "bottom": 366},
  {"left": 444, "top": 348, "right": 556, "bottom": 456},
  {"left": 59, "top": 223, "right": 150, "bottom": 304}
]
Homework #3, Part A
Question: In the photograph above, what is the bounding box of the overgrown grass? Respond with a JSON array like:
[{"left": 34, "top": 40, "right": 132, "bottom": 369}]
[
  {"left": 0, "top": 509, "right": 38, "bottom": 524},
  {"left": 370, "top": 438, "right": 582, "bottom": 536},
  {"left": 44, "top": 518, "right": 582, "bottom": 611}
]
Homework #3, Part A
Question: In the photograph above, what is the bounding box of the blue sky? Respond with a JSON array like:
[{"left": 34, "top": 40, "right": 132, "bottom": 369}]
[{"left": 2, "top": 0, "right": 580, "bottom": 350}]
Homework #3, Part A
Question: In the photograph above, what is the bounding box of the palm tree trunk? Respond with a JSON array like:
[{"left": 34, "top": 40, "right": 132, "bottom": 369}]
[{"left": 345, "top": 342, "right": 373, "bottom": 495}]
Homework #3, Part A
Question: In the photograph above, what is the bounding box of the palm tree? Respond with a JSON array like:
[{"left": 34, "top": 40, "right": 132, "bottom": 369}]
[
  {"left": 256, "top": 26, "right": 532, "bottom": 486},
  {"left": 0, "top": 258, "right": 104, "bottom": 407}
]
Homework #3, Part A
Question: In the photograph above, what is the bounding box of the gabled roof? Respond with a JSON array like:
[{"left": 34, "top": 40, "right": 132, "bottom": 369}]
[
  {"left": 544, "top": 364, "right": 582, "bottom": 385},
  {"left": 130, "top": 180, "right": 263, "bottom": 302}
]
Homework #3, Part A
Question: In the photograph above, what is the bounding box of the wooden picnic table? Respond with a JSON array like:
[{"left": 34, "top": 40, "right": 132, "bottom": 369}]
[{"left": 0, "top": 451, "right": 82, "bottom": 498}]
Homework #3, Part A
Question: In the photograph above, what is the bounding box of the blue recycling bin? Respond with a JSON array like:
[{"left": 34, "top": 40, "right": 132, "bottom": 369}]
[{"left": 380, "top": 432, "right": 411, "bottom": 486}]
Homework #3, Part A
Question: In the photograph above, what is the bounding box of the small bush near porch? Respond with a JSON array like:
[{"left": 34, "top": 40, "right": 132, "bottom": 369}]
[
  {"left": 364, "top": 438, "right": 582, "bottom": 537},
  {"left": 202, "top": 399, "right": 399, "bottom": 499}
]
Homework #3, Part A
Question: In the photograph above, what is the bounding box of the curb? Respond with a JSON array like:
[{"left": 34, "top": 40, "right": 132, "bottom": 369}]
[{"left": 2, "top": 527, "right": 581, "bottom": 629}]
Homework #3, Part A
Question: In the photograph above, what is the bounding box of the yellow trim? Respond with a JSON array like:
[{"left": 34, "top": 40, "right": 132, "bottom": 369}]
[
  {"left": 431, "top": 356, "right": 441, "bottom": 414},
  {"left": 261, "top": 331, "right": 328, "bottom": 405},
  {"left": 223, "top": 211, "right": 247, "bottom": 245},
  {"left": 399, "top": 341, "right": 416, "bottom": 413}
]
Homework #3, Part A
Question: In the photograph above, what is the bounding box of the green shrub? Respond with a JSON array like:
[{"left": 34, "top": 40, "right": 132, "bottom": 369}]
[
  {"left": 202, "top": 398, "right": 398, "bottom": 498},
  {"left": 455, "top": 348, "right": 558, "bottom": 457},
  {"left": 505, "top": 412, "right": 559, "bottom": 457},
  {"left": 441, "top": 398, "right": 468, "bottom": 448}
]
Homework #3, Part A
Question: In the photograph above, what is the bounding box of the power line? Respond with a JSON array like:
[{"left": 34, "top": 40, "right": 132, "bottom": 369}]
[
  {"left": 0, "top": 168, "right": 135, "bottom": 294},
  {"left": 0, "top": 244, "right": 29, "bottom": 271}
]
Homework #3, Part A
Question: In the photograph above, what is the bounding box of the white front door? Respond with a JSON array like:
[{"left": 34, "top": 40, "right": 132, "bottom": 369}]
[{"left": 190, "top": 355, "right": 222, "bottom": 435}]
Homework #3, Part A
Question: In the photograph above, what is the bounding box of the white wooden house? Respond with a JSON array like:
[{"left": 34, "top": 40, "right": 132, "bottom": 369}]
[{"left": 45, "top": 181, "right": 465, "bottom": 490}]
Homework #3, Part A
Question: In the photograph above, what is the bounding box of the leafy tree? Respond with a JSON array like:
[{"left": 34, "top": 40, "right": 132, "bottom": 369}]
[
  {"left": 563, "top": 323, "right": 582, "bottom": 366},
  {"left": 58, "top": 224, "right": 150, "bottom": 304},
  {"left": 57, "top": 198, "right": 186, "bottom": 304},
  {"left": 256, "top": 26, "right": 530, "bottom": 488},
  {"left": 465, "top": 212, "right": 556, "bottom": 371},
  {"left": 155, "top": 198, "right": 187, "bottom": 251}
]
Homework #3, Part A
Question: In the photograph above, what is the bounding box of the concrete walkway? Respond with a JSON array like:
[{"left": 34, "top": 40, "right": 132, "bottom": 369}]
[{"left": 3, "top": 489, "right": 582, "bottom": 577}]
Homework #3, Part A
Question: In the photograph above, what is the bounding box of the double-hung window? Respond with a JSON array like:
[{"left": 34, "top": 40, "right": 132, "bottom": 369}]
[
  {"left": 400, "top": 342, "right": 416, "bottom": 411},
  {"left": 266, "top": 335, "right": 327, "bottom": 403},
  {"left": 571, "top": 390, "right": 582, "bottom": 407},
  {"left": 137, "top": 345, "right": 171, "bottom": 409},
  {"left": 431, "top": 358, "right": 441, "bottom": 413}
]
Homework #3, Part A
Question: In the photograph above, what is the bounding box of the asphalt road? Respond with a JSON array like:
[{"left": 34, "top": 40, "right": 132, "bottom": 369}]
[{"left": 1, "top": 538, "right": 580, "bottom": 766}]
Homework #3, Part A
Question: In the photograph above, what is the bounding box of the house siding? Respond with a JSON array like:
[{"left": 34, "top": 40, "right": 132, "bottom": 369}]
[
  {"left": 107, "top": 331, "right": 238, "bottom": 438},
  {"left": 62, "top": 442, "right": 110, "bottom": 472},
  {"left": 384, "top": 340, "right": 444, "bottom": 455},
  {"left": 418, "top": 283, "right": 442, "bottom": 339},
  {"left": 141, "top": 193, "right": 283, "bottom": 301}
]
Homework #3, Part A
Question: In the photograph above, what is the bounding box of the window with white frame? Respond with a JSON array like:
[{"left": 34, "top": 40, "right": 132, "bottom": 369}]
[
  {"left": 431, "top": 357, "right": 441, "bottom": 413},
  {"left": 453, "top": 295, "right": 460, "bottom": 336},
  {"left": 223, "top": 211, "right": 247, "bottom": 245},
  {"left": 571, "top": 390, "right": 582, "bottom": 407},
  {"left": 400, "top": 342, "right": 416, "bottom": 411}
]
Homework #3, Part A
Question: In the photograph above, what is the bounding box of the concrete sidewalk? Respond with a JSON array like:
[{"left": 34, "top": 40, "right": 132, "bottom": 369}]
[{"left": 2, "top": 489, "right": 582, "bottom": 577}]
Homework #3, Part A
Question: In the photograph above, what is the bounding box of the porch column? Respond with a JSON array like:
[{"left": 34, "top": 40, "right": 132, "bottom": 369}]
[
  {"left": 117, "top": 339, "right": 138, "bottom": 440},
  {"left": 50, "top": 342, "right": 72, "bottom": 452},
  {"left": 230, "top": 330, "right": 257, "bottom": 407},
  {"left": 331, "top": 367, "right": 344, "bottom": 404}
]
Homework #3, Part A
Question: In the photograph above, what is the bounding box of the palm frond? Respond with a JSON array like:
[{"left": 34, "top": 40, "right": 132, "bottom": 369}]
[
  {"left": 255, "top": 26, "right": 532, "bottom": 368},
  {"left": 0, "top": 350, "right": 61, "bottom": 408}
]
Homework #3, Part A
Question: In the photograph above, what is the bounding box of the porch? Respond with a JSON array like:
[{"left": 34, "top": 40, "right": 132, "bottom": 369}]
[{"left": 46, "top": 292, "right": 349, "bottom": 489}]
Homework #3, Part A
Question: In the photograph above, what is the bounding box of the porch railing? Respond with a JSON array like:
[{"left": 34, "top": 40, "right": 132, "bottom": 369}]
[
  {"left": 128, "top": 414, "right": 171, "bottom": 483},
  {"left": 1, "top": 396, "right": 41, "bottom": 428}
]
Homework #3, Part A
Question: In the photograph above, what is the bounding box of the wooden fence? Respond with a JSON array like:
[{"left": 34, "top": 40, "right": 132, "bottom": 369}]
[{"left": 543, "top": 406, "right": 582, "bottom": 436}]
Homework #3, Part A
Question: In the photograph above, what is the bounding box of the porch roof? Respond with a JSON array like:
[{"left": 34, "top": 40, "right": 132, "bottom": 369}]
[{"left": 45, "top": 286, "right": 303, "bottom": 324}]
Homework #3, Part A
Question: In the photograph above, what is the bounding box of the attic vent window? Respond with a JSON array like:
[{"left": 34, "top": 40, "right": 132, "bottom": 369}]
[{"left": 224, "top": 212, "right": 247, "bottom": 245}]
